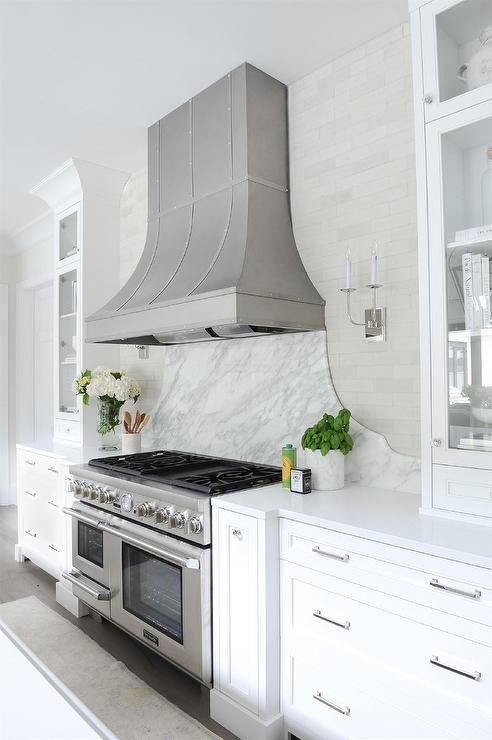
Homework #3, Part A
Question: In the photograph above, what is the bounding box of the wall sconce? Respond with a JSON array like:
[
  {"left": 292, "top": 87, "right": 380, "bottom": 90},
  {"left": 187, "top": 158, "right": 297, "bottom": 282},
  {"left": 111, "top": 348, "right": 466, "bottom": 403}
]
[
  {"left": 340, "top": 244, "right": 386, "bottom": 342},
  {"left": 135, "top": 345, "right": 149, "bottom": 359}
]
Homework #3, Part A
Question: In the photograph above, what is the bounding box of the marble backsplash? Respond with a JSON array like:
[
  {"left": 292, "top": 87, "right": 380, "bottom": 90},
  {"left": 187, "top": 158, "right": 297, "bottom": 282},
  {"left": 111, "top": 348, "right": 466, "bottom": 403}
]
[{"left": 145, "top": 330, "right": 420, "bottom": 493}]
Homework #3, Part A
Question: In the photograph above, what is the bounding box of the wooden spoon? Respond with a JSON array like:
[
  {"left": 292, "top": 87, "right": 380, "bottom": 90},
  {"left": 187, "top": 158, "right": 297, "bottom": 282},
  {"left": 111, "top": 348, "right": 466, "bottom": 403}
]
[
  {"left": 135, "top": 412, "right": 146, "bottom": 433},
  {"left": 123, "top": 410, "right": 132, "bottom": 433},
  {"left": 132, "top": 410, "right": 141, "bottom": 434},
  {"left": 138, "top": 415, "right": 150, "bottom": 434}
]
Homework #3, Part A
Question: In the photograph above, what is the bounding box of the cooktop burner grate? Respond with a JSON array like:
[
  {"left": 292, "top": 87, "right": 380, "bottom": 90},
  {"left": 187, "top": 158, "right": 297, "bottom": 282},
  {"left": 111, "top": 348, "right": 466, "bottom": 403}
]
[{"left": 89, "top": 450, "right": 281, "bottom": 495}]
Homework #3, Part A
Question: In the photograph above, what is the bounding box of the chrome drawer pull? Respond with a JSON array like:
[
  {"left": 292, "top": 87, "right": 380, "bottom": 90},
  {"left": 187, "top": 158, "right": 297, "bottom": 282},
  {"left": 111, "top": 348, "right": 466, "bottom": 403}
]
[
  {"left": 25, "top": 529, "right": 37, "bottom": 538},
  {"left": 25, "top": 459, "right": 36, "bottom": 466},
  {"left": 312, "top": 545, "right": 349, "bottom": 562},
  {"left": 313, "top": 609, "right": 350, "bottom": 630},
  {"left": 430, "top": 578, "right": 481, "bottom": 600},
  {"left": 47, "top": 466, "right": 59, "bottom": 474},
  {"left": 62, "top": 570, "right": 111, "bottom": 601},
  {"left": 232, "top": 528, "right": 243, "bottom": 539},
  {"left": 313, "top": 690, "right": 350, "bottom": 715},
  {"left": 48, "top": 544, "right": 61, "bottom": 553},
  {"left": 47, "top": 500, "right": 59, "bottom": 508},
  {"left": 430, "top": 655, "right": 481, "bottom": 681},
  {"left": 25, "top": 490, "right": 36, "bottom": 497}
]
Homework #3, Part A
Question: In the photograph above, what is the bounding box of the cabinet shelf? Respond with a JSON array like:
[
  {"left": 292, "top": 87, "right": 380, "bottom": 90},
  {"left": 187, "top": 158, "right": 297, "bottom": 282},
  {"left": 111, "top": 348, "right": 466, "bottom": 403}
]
[
  {"left": 447, "top": 235, "right": 492, "bottom": 252},
  {"left": 59, "top": 312, "right": 77, "bottom": 320},
  {"left": 60, "top": 359, "right": 76, "bottom": 366}
]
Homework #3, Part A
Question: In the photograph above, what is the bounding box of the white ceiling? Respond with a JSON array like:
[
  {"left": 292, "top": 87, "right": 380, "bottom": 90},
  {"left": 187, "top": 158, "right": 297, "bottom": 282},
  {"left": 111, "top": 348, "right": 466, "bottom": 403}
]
[{"left": 0, "top": 0, "right": 408, "bottom": 250}]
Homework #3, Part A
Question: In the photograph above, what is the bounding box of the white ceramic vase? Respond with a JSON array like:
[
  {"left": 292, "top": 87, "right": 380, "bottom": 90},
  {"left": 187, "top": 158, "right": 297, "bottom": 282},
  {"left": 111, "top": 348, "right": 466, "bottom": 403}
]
[
  {"left": 121, "top": 433, "right": 142, "bottom": 454},
  {"left": 304, "top": 449, "right": 345, "bottom": 491}
]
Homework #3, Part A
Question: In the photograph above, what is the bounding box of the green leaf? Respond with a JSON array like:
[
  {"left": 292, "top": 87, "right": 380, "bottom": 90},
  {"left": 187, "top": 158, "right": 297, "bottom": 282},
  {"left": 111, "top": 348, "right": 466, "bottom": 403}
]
[{"left": 83, "top": 393, "right": 89, "bottom": 406}]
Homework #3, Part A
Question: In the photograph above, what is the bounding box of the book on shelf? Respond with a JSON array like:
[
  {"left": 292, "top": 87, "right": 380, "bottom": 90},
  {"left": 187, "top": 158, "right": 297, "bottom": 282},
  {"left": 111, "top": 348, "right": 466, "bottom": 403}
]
[
  {"left": 462, "top": 252, "right": 491, "bottom": 330},
  {"left": 458, "top": 432, "right": 492, "bottom": 450}
]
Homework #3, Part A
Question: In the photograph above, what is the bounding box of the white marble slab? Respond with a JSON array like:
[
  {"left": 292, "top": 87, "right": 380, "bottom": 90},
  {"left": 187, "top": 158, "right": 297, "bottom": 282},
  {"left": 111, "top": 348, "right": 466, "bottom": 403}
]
[{"left": 148, "top": 331, "right": 420, "bottom": 493}]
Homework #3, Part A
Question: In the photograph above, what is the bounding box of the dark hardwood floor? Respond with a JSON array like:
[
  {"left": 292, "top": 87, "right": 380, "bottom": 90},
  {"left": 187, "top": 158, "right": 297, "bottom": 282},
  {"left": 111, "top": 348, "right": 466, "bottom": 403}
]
[{"left": 0, "top": 505, "right": 236, "bottom": 739}]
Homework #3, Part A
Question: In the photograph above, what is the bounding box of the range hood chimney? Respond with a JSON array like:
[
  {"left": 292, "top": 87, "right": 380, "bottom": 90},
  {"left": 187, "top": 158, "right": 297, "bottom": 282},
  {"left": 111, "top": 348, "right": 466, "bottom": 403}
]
[{"left": 86, "top": 63, "right": 325, "bottom": 345}]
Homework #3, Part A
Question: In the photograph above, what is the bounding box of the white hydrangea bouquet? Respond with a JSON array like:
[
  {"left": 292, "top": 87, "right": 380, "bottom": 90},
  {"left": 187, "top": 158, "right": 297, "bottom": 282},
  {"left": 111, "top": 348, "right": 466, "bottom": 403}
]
[{"left": 73, "top": 366, "right": 141, "bottom": 449}]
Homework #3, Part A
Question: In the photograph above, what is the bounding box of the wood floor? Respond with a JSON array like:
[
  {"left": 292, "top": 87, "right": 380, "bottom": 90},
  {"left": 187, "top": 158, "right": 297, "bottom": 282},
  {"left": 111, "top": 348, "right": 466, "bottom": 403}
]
[{"left": 0, "top": 505, "right": 236, "bottom": 740}]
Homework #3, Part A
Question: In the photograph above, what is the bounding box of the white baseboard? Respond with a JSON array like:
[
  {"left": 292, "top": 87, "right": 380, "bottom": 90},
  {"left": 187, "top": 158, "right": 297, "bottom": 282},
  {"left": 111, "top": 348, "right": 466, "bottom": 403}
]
[
  {"left": 210, "top": 689, "right": 283, "bottom": 740},
  {"left": 56, "top": 580, "right": 89, "bottom": 618}
]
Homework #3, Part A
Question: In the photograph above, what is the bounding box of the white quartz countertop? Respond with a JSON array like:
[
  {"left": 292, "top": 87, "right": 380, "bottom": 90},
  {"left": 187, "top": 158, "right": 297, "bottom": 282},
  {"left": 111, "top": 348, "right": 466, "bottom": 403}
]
[
  {"left": 212, "top": 484, "right": 492, "bottom": 569},
  {"left": 16, "top": 440, "right": 156, "bottom": 464}
]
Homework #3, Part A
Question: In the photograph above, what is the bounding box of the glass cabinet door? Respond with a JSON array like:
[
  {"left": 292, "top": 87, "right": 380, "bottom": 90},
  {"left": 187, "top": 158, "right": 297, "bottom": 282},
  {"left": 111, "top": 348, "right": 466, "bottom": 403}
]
[
  {"left": 58, "top": 207, "right": 79, "bottom": 262},
  {"left": 422, "top": 0, "right": 492, "bottom": 121},
  {"left": 57, "top": 266, "right": 79, "bottom": 415},
  {"left": 428, "top": 101, "right": 492, "bottom": 467}
]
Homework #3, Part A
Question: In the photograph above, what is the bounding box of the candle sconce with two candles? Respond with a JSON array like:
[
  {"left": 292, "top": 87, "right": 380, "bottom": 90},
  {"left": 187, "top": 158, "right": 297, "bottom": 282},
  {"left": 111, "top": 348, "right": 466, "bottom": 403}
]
[{"left": 341, "top": 243, "right": 386, "bottom": 342}]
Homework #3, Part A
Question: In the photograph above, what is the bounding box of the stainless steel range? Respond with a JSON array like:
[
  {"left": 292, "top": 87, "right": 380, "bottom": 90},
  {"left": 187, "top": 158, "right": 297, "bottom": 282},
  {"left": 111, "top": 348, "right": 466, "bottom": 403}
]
[{"left": 63, "top": 451, "right": 280, "bottom": 685}]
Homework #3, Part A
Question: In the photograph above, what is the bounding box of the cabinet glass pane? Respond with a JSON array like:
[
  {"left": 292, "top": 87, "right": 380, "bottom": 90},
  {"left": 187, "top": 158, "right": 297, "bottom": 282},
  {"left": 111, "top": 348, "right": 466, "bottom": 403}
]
[
  {"left": 59, "top": 210, "right": 78, "bottom": 261},
  {"left": 434, "top": 0, "right": 492, "bottom": 104},
  {"left": 443, "top": 116, "right": 492, "bottom": 452},
  {"left": 58, "top": 268, "right": 78, "bottom": 414}
]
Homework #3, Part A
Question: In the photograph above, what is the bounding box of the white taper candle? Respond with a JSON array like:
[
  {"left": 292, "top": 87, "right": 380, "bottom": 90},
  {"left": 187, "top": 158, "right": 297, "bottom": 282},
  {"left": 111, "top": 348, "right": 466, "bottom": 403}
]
[
  {"left": 345, "top": 249, "right": 352, "bottom": 289},
  {"left": 371, "top": 242, "right": 378, "bottom": 285}
]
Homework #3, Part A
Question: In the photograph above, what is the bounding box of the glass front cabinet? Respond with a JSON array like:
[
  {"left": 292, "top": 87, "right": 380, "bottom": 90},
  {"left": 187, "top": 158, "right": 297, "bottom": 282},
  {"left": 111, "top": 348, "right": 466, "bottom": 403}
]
[{"left": 411, "top": 0, "right": 492, "bottom": 523}]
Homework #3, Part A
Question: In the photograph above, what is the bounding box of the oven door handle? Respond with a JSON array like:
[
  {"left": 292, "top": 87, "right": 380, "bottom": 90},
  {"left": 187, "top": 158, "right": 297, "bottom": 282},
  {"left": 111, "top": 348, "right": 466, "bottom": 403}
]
[
  {"left": 62, "top": 506, "right": 105, "bottom": 528},
  {"left": 100, "top": 522, "right": 200, "bottom": 570}
]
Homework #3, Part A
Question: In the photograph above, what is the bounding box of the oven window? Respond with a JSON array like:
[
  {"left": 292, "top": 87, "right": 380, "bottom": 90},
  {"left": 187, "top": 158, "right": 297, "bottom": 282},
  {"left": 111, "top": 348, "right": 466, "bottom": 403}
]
[
  {"left": 77, "top": 521, "right": 103, "bottom": 568},
  {"left": 122, "top": 543, "right": 183, "bottom": 644}
]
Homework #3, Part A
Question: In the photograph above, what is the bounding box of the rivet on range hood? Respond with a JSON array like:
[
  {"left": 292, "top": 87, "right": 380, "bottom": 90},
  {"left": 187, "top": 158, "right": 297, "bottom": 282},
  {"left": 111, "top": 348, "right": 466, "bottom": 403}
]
[{"left": 86, "top": 63, "right": 325, "bottom": 345}]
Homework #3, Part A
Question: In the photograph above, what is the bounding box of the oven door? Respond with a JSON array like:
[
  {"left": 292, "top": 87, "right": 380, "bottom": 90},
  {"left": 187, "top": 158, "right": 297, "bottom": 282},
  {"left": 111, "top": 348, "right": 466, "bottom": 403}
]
[
  {"left": 63, "top": 505, "right": 111, "bottom": 586},
  {"left": 104, "top": 521, "right": 211, "bottom": 685}
]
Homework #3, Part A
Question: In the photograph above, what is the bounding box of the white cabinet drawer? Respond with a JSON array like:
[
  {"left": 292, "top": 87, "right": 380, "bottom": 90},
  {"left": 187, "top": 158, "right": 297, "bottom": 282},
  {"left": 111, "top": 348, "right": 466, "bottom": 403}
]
[
  {"left": 280, "top": 519, "right": 492, "bottom": 628},
  {"left": 54, "top": 418, "right": 80, "bottom": 443},
  {"left": 433, "top": 465, "right": 492, "bottom": 520},
  {"left": 283, "top": 653, "right": 474, "bottom": 740},
  {"left": 282, "top": 562, "right": 492, "bottom": 711}
]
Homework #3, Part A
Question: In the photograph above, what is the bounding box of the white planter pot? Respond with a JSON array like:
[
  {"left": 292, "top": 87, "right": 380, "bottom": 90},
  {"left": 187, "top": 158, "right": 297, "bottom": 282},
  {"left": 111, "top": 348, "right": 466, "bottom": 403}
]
[
  {"left": 304, "top": 449, "right": 345, "bottom": 491},
  {"left": 121, "top": 433, "right": 142, "bottom": 454}
]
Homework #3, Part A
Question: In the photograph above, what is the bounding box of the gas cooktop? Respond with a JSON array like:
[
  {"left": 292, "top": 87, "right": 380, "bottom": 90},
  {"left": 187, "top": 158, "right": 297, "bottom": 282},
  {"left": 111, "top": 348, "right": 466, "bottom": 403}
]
[{"left": 88, "top": 450, "right": 281, "bottom": 495}]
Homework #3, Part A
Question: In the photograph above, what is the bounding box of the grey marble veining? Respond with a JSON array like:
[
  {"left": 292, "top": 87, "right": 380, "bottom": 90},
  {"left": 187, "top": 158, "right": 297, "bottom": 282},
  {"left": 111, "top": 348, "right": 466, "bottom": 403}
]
[{"left": 147, "top": 331, "right": 420, "bottom": 494}]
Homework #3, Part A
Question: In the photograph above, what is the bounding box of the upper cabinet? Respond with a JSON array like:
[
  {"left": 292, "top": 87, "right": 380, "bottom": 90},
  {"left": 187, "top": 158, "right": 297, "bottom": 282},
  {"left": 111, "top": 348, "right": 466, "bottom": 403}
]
[
  {"left": 410, "top": 0, "right": 492, "bottom": 524},
  {"left": 30, "top": 159, "right": 128, "bottom": 447},
  {"left": 420, "top": 0, "right": 492, "bottom": 122}
]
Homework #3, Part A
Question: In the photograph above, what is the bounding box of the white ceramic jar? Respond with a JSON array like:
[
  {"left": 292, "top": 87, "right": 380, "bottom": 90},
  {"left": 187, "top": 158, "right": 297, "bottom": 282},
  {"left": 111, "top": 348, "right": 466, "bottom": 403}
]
[
  {"left": 121, "top": 433, "right": 142, "bottom": 454},
  {"left": 304, "top": 449, "right": 345, "bottom": 490}
]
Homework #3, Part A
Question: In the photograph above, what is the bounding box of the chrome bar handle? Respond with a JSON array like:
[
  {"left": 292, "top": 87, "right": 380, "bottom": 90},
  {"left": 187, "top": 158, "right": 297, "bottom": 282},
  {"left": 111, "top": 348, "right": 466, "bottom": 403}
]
[
  {"left": 25, "top": 490, "right": 37, "bottom": 497},
  {"left": 48, "top": 544, "right": 61, "bottom": 553},
  {"left": 25, "top": 529, "right": 37, "bottom": 538},
  {"left": 429, "top": 578, "right": 481, "bottom": 600},
  {"left": 47, "top": 466, "right": 59, "bottom": 474},
  {"left": 62, "top": 570, "right": 111, "bottom": 601},
  {"left": 313, "top": 609, "right": 350, "bottom": 630},
  {"left": 312, "top": 545, "right": 350, "bottom": 562},
  {"left": 313, "top": 690, "right": 350, "bottom": 715},
  {"left": 100, "top": 522, "right": 200, "bottom": 570},
  {"left": 47, "top": 500, "right": 59, "bottom": 508},
  {"left": 430, "top": 655, "right": 481, "bottom": 681},
  {"left": 25, "top": 459, "right": 36, "bottom": 466},
  {"left": 62, "top": 506, "right": 104, "bottom": 528}
]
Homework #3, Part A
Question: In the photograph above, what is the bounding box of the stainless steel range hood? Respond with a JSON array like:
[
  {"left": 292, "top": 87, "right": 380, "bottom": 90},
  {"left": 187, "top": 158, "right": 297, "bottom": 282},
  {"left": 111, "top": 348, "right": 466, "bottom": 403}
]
[{"left": 86, "top": 63, "right": 325, "bottom": 345}]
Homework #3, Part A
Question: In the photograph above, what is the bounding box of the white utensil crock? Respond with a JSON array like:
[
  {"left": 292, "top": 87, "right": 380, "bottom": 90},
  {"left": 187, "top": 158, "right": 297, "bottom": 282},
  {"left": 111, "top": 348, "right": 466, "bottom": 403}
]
[
  {"left": 304, "top": 449, "right": 345, "bottom": 491},
  {"left": 121, "top": 434, "right": 142, "bottom": 454}
]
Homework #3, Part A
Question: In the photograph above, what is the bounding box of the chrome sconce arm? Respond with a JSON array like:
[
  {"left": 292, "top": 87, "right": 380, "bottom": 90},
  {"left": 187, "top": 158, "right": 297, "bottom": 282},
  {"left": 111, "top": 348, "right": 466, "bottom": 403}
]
[{"left": 340, "top": 284, "right": 386, "bottom": 342}]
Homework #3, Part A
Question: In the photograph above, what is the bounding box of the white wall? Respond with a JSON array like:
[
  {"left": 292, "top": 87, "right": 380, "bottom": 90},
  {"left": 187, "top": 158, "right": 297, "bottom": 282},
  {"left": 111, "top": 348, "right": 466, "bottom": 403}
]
[{"left": 289, "top": 22, "right": 419, "bottom": 457}]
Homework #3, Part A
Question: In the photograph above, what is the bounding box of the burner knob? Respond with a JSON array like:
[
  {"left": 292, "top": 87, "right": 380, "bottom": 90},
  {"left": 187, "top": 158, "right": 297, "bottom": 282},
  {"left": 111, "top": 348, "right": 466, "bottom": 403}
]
[
  {"left": 72, "top": 480, "right": 83, "bottom": 496},
  {"left": 98, "top": 488, "right": 114, "bottom": 504},
  {"left": 85, "top": 484, "right": 98, "bottom": 500},
  {"left": 189, "top": 517, "right": 202, "bottom": 535},
  {"left": 135, "top": 502, "right": 155, "bottom": 518},
  {"left": 82, "top": 482, "right": 92, "bottom": 498},
  {"left": 155, "top": 507, "right": 172, "bottom": 524},
  {"left": 170, "top": 511, "right": 186, "bottom": 529}
]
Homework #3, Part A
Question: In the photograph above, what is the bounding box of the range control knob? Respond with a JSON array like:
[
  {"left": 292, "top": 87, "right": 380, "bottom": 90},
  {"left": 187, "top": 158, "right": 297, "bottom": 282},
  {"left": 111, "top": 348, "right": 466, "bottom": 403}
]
[
  {"left": 170, "top": 511, "right": 186, "bottom": 529},
  {"left": 98, "top": 488, "right": 114, "bottom": 504},
  {"left": 188, "top": 517, "right": 203, "bottom": 535},
  {"left": 81, "top": 482, "right": 92, "bottom": 498},
  {"left": 155, "top": 506, "right": 172, "bottom": 524},
  {"left": 72, "top": 480, "right": 83, "bottom": 496},
  {"left": 135, "top": 502, "right": 155, "bottom": 518},
  {"left": 88, "top": 485, "right": 99, "bottom": 500}
]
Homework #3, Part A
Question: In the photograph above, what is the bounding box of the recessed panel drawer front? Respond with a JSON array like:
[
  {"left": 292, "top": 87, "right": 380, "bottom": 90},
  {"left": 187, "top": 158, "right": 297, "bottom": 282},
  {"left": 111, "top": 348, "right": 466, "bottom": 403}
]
[
  {"left": 280, "top": 520, "right": 492, "bottom": 627},
  {"left": 283, "top": 563, "right": 492, "bottom": 712},
  {"left": 54, "top": 418, "right": 81, "bottom": 443},
  {"left": 433, "top": 465, "right": 492, "bottom": 519},
  {"left": 284, "top": 653, "right": 464, "bottom": 740}
]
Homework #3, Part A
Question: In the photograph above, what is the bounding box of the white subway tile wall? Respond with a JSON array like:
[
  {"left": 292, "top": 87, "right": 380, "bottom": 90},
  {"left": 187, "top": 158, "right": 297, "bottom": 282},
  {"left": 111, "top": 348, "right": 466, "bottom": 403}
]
[
  {"left": 118, "top": 21, "right": 419, "bottom": 458},
  {"left": 289, "top": 22, "right": 420, "bottom": 456}
]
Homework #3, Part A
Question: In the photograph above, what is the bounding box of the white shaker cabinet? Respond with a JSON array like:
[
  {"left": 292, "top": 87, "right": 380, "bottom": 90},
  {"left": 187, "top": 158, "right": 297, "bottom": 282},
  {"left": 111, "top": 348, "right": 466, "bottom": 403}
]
[
  {"left": 410, "top": 0, "right": 492, "bottom": 523},
  {"left": 210, "top": 502, "right": 282, "bottom": 740}
]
